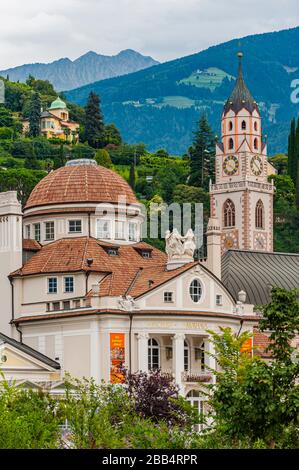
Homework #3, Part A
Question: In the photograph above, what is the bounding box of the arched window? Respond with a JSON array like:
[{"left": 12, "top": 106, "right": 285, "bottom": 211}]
[
  {"left": 254, "top": 138, "right": 258, "bottom": 150},
  {"left": 189, "top": 279, "right": 202, "bottom": 303},
  {"left": 228, "top": 138, "right": 234, "bottom": 149},
  {"left": 223, "top": 199, "right": 236, "bottom": 228},
  {"left": 254, "top": 121, "right": 258, "bottom": 131},
  {"left": 228, "top": 121, "right": 233, "bottom": 131},
  {"left": 186, "top": 390, "right": 205, "bottom": 431},
  {"left": 255, "top": 200, "right": 264, "bottom": 229},
  {"left": 184, "top": 340, "right": 190, "bottom": 371},
  {"left": 241, "top": 120, "right": 246, "bottom": 130},
  {"left": 148, "top": 338, "right": 160, "bottom": 370}
]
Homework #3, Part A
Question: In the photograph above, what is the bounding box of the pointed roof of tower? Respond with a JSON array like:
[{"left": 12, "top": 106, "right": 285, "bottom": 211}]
[{"left": 224, "top": 52, "right": 259, "bottom": 115}]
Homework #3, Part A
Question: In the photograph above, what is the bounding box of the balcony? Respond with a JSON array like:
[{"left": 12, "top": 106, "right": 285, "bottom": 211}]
[
  {"left": 210, "top": 180, "right": 274, "bottom": 193},
  {"left": 181, "top": 371, "right": 213, "bottom": 383}
]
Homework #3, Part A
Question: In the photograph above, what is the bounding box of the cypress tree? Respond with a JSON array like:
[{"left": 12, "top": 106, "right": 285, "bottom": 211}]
[
  {"left": 129, "top": 162, "right": 136, "bottom": 190},
  {"left": 28, "top": 92, "right": 41, "bottom": 138},
  {"left": 85, "top": 92, "right": 105, "bottom": 148},
  {"left": 188, "top": 114, "right": 215, "bottom": 189}
]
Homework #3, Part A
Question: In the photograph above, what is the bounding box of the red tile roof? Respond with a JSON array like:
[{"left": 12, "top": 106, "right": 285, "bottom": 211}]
[
  {"left": 22, "top": 239, "right": 41, "bottom": 252},
  {"left": 25, "top": 164, "right": 138, "bottom": 210},
  {"left": 12, "top": 238, "right": 167, "bottom": 292}
]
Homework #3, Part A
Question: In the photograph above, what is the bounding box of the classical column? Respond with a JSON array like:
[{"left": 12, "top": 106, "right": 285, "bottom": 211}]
[
  {"left": 172, "top": 333, "right": 185, "bottom": 390},
  {"left": 137, "top": 332, "right": 149, "bottom": 373},
  {"left": 205, "top": 337, "right": 217, "bottom": 384}
]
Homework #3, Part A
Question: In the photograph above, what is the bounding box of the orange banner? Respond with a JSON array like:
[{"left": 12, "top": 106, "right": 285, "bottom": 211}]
[
  {"left": 110, "top": 333, "right": 125, "bottom": 384},
  {"left": 240, "top": 338, "right": 253, "bottom": 354}
]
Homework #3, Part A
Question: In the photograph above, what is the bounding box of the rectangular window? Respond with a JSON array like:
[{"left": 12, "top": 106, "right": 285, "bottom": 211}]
[
  {"left": 45, "top": 221, "right": 55, "bottom": 241},
  {"left": 129, "top": 222, "right": 138, "bottom": 241},
  {"left": 34, "top": 223, "right": 40, "bottom": 242},
  {"left": 25, "top": 225, "right": 30, "bottom": 239},
  {"left": 115, "top": 221, "right": 125, "bottom": 240},
  {"left": 52, "top": 302, "right": 60, "bottom": 311},
  {"left": 64, "top": 276, "right": 74, "bottom": 293},
  {"left": 69, "top": 220, "right": 82, "bottom": 233},
  {"left": 48, "top": 277, "right": 57, "bottom": 294},
  {"left": 96, "top": 220, "right": 111, "bottom": 239},
  {"left": 63, "top": 300, "right": 71, "bottom": 310},
  {"left": 164, "top": 292, "right": 173, "bottom": 303},
  {"left": 216, "top": 294, "right": 223, "bottom": 306}
]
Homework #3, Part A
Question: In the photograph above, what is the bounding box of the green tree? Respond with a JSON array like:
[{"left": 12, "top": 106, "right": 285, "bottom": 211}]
[
  {"left": 188, "top": 114, "right": 215, "bottom": 189},
  {"left": 94, "top": 148, "right": 112, "bottom": 168},
  {"left": 0, "top": 167, "right": 46, "bottom": 205},
  {"left": 104, "top": 123, "right": 122, "bottom": 146},
  {"left": 28, "top": 92, "right": 41, "bottom": 138},
  {"left": 84, "top": 92, "right": 105, "bottom": 148},
  {"left": 0, "top": 377, "right": 60, "bottom": 448},
  {"left": 53, "top": 144, "right": 66, "bottom": 169},
  {"left": 204, "top": 288, "right": 299, "bottom": 448}
]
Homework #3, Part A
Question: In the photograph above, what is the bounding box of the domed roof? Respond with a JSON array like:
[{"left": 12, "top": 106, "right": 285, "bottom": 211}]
[
  {"left": 49, "top": 97, "right": 67, "bottom": 110},
  {"left": 25, "top": 159, "right": 138, "bottom": 210}
]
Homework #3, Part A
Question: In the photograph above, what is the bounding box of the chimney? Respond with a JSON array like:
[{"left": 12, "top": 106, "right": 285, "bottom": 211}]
[{"left": 206, "top": 217, "right": 221, "bottom": 279}]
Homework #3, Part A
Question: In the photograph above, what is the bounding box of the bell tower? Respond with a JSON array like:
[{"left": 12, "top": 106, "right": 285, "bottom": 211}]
[{"left": 209, "top": 52, "right": 275, "bottom": 253}]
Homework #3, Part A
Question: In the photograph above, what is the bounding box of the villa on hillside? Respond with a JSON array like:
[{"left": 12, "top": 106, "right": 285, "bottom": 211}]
[{"left": 22, "top": 97, "right": 79, "bottom": 142}]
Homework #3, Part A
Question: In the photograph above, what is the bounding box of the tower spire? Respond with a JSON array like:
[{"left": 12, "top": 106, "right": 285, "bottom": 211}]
[{"left": 223, "top": 51, "right": 259, "bottom": 115}]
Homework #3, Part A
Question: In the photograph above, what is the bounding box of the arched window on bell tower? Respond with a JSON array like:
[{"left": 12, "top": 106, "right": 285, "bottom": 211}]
[
  {"left": 254, "top": 138, "right": 258, "bottom": 150},
  {"left": 223, "top": 199, "right": 236, "bottom": 228},
  {"left": 255, "top": 200, "right": 264, "bottom": 229},
  {"left": 241, "top": 120, "right": 246, "bottom": 130},
  {"left": 228, "top": 138, "right": 234, "bottom": 150}
]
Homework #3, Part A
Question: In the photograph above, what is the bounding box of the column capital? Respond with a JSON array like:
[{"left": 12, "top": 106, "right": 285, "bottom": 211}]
[
  {"left": 137, "top": 332, "right": 150, "bottom": 340},
  {"left": 173, "top": 333, "right": 185, "bottom": 342}
]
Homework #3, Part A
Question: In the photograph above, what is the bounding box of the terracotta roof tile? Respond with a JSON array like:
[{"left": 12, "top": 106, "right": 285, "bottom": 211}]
[
  {"left": 22, "top": 239, "right": 41, "bottom": 252},
  {"left": 25, "top": 164, "right": 138, "bottom": 210}
]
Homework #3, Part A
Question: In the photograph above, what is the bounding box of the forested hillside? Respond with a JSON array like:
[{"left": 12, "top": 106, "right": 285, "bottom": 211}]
[{"left": 66, "top": 26, "right": 299, "bottom": 154}]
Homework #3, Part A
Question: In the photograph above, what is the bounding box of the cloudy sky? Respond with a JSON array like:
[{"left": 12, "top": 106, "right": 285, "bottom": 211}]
[{"left": 0, "top": 0, "right": 299, "bottom": 69}]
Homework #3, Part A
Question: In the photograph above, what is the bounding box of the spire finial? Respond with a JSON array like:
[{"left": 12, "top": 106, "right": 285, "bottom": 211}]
[{"left": 237, "top": 50, "right": 243, "bottom": 77}]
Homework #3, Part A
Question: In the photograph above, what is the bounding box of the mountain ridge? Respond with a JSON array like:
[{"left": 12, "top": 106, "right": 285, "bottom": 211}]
[{"left": 0, "top": 50, "right": 159, "bottom": 91}]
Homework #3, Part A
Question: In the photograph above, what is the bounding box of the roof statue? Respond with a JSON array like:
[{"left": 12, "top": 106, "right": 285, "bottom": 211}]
[{"left": 165, "top": 229, "right": 196, "bottom": 262}]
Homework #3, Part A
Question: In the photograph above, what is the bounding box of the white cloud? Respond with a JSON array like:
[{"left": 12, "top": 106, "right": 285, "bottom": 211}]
[{"left": 0, "top": 0, "right": 298, "bottom": 68}]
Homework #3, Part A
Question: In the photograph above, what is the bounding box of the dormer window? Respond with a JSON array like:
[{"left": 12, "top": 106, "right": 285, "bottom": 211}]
[
  {"left": 141, "top": 251, "right": 151, "bottom": 259},
  {"left": 107, "top": 248, "right": 118, "bottom": 256}
]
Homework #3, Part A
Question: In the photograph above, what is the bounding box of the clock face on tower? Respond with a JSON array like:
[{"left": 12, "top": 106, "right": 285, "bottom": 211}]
[
  {"left": 250, "top": 155, "right": 263, "bottom": 176},
  {"left": 254, "top": 233, "right": 267, "bottom": 250},
  {"left": 223, "top": 155, "right": 239, "bottom": 176}
]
